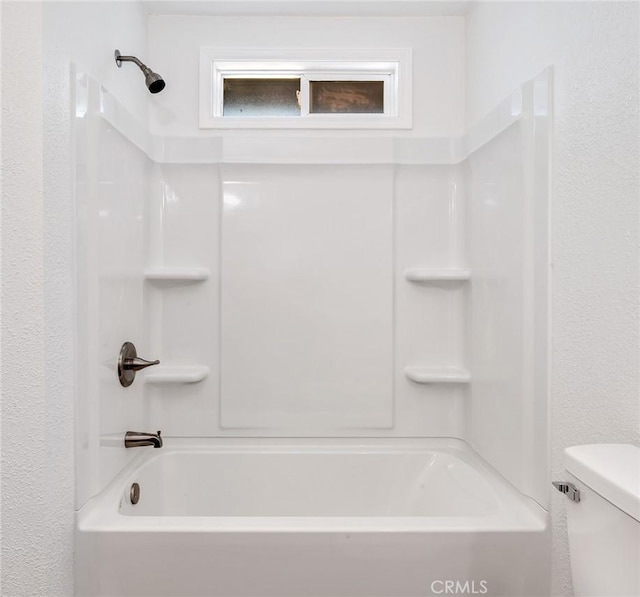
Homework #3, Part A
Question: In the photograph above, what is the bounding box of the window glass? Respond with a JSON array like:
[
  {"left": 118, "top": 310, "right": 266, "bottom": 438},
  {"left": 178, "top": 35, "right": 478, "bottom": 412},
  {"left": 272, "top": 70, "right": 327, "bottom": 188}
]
[
  {"left": 309, "top": 81, "right": 384, "bottom": 114},
  {"left": 223, "top": 78, "right": 301, "bottom": 117}
]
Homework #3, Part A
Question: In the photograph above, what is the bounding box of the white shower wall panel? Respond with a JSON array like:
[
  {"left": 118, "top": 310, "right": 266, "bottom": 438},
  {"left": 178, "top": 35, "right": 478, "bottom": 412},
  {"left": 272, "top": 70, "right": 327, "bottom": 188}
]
[
  {"left": 145, "top": 163, "right": 467, "bottom": 438},
  {"left": 465, "top": 71, "right": 550, "bottom": 507},
  {"left": 395, "top": 165, "right": 467, "bottom": 369},
  {"left": 75, "top": 76, "right": 151, "bottom": 507},
  {"left": 467, "top": 124, "right": 527, "bottom": 489},
  {"left": 220, "top": 165, "right": 394, "bottom": 431},
  {"left": 145, "top": 163, "right": 220, "bottom": 369},
  {"left": 143, "top": 164, "right": 221, "bottom": 434}
]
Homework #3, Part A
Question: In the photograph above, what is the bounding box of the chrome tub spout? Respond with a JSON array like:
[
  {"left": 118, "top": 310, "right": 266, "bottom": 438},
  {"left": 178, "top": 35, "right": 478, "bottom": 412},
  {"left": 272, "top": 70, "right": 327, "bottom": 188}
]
[{"left": 124, "top": 430, "right": 163, "bottom": 449}]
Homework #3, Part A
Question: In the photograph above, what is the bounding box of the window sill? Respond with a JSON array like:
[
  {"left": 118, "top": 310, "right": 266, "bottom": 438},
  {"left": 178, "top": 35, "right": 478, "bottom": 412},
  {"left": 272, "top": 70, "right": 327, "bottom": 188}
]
[{"left": 199, "top": 116, "right": 412, "bottom": 130}]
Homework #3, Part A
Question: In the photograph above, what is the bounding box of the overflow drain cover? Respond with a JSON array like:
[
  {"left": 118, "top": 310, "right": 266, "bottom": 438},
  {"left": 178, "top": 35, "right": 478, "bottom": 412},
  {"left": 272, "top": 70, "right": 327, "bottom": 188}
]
[{"left": 130, "top": 482, "right": 140, "bottom": 505}]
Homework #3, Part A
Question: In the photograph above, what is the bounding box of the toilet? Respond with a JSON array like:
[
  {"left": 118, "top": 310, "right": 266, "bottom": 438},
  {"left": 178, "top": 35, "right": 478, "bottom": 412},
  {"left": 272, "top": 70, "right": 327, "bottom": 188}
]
[{"left": 563, "top": 444, "right": 640, "bottom": 597}]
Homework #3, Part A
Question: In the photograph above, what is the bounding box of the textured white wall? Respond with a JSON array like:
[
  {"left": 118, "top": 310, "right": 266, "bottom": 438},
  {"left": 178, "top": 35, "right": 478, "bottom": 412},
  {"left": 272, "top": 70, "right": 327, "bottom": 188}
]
[
  {"left": 1, "top": 2, "right": 148, "bottom": 595},
  {"left": 1, "top": 3, "right": 55, "bottom": 594},
  {"left": 148, "top": 15, "right": 466, "bottom": 137},
  {"left": 466, "top": 3, "right": 640, "bottom": 595}
]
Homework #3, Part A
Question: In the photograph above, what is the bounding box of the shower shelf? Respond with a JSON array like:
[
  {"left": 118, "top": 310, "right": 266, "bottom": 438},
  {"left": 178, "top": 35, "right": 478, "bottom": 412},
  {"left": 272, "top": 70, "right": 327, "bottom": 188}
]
[
  {"left": 144, "top": 267, "right": 210, "bottom": 282},
  {"left": 404, "top": 268, "right": 471, "bottom": 283},
  {"left": 144, "top": 365, "right": 210, "bottom": 384},
  {"left": 404, "top": 366, "right": 471, "bottom": 384}
]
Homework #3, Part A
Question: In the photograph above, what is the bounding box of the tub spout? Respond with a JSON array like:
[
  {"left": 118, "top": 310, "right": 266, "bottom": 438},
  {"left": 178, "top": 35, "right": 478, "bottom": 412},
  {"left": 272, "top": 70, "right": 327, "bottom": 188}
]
[{"left": 125, "top": 430, "right": 163, "bottom": 449}]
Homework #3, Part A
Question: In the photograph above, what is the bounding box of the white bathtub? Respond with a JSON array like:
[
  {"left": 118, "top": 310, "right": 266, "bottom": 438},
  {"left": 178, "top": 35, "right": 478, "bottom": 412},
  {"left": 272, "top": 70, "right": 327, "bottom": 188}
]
[{"left": 76, "top": 439, "right": 549, "bottom": 597}]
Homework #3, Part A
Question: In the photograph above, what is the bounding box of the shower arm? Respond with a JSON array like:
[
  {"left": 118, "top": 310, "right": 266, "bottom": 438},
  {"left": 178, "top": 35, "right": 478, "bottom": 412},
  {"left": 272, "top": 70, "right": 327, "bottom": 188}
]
[{"left": 115, "top": 51, "right": 147, "bottom": 70}]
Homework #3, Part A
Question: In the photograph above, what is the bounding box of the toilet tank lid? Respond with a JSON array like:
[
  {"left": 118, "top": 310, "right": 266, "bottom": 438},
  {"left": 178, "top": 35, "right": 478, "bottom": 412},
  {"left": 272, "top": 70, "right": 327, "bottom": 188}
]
[{"left": 565, "top": 444, "right": 640, "bottom": 521}]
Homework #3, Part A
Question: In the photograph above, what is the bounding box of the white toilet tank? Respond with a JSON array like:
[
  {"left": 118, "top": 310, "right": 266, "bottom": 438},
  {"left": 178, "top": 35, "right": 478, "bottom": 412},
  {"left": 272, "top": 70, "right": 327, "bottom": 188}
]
[{"left": 564, "top": 444, "right": 640, "bottom": 597}]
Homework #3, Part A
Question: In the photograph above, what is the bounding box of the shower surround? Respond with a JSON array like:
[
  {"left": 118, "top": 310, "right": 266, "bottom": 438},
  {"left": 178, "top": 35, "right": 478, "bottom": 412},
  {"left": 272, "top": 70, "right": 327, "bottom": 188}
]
[{"left": 74, "top": 59, "right": 550, "bottom": 595}]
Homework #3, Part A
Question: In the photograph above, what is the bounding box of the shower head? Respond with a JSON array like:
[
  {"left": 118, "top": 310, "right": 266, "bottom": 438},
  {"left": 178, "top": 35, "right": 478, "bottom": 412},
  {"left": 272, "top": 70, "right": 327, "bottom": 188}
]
[
  {"left": 115, "top": 50, "right": 166, "bottom": 94},
  {"left": 144, "top": 71, "right": 166, "bottom": 94}
]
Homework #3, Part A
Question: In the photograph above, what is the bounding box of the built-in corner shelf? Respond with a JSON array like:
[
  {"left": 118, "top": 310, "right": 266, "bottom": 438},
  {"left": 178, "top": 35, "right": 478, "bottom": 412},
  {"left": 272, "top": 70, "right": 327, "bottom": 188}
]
[
  {"left": 404, "top": 268, "right": 471, "bottom": 283},
  {"left": 404, "top": 366, "right": 471, "bottom": 384},
  {"left": 144, "top": 267, "right": 210, "bottom": 282},
  {"left": 144, "top": 365, "right": 210, "bottom": 385}
]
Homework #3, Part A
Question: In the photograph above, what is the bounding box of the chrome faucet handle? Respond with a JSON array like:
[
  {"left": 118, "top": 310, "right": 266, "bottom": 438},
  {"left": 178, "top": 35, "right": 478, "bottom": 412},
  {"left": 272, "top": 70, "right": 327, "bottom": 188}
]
[{"left": 118, "top": 341, "right": 160, "bottom": 387}]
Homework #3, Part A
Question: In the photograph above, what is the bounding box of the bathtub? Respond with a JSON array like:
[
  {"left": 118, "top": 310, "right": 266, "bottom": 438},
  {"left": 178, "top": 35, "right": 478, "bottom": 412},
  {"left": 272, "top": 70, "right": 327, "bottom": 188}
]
[{"left": 76, "top": 438, "right": 549, "bottom": 597}]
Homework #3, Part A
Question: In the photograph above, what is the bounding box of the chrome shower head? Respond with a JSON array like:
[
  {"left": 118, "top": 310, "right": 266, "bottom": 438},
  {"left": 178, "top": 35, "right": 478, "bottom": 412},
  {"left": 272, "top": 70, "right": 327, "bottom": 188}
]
[
  {"left": 144, "top": 71, "right": 166, "bottom": 94},
  {"left": 115, "top": 49, "right": 166, "bottom": 94}
]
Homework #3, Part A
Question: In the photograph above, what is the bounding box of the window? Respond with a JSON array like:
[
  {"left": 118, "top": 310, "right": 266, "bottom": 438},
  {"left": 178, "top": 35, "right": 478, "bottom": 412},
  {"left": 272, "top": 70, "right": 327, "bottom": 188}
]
[{"left": 199, "top": 49, "right": 412, "bottom": 129}]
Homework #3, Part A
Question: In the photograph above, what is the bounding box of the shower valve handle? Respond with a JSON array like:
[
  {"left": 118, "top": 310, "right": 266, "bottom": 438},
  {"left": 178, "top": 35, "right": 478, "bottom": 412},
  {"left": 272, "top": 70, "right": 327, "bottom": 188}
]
[
  {"left": 118, "top": 341, "right": 160, "bottom": 387},
  {"left": 124, "top": 356, "right": 160, "bottom": 372}
]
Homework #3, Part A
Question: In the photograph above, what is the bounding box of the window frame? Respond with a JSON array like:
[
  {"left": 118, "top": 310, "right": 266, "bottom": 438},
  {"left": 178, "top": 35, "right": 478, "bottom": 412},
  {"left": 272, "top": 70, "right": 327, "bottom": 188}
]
[{"left": 199, "top": 48, "right": 412, "bottom": 129}]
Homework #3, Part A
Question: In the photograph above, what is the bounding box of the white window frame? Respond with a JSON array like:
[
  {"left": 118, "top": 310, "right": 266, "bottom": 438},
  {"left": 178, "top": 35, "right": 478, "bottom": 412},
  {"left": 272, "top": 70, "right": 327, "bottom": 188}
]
[{"left": 199, "top": 48, "right": 412, "bottom": 129}]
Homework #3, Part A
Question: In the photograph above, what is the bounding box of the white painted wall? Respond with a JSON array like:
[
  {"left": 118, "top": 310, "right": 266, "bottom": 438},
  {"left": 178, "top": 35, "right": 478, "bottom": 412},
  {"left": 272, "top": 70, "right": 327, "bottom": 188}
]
[
  {"left": 148, "top": 15, "right": 465, "bottom": 137},
  {"left": 466, "top": 3, "right": 640, "bottom": 595},
  {"left": 1, "top": 2, "right": 148, "bottom": 595},
  {"left": 45, "top": 2, "right": 149, "bottom": 125}
]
